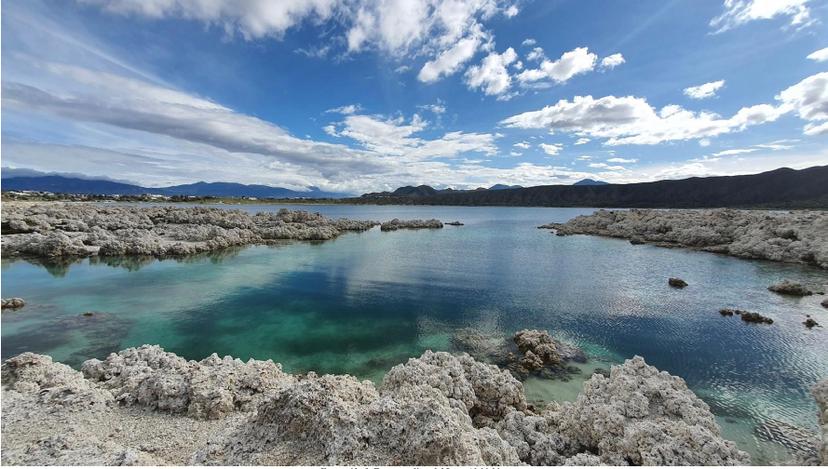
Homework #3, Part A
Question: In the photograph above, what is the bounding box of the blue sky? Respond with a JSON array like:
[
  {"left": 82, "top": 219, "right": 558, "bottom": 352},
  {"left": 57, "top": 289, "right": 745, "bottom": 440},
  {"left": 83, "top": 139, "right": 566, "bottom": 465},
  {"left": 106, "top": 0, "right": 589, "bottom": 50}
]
[{"left": 2, "top": 0, "right": 827, "bottom": 194}]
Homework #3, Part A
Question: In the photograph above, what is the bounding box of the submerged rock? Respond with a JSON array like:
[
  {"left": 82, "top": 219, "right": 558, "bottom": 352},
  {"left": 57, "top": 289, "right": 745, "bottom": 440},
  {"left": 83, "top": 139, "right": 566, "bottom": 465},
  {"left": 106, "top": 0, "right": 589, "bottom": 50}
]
[
  {"left": 445, "top": 221, "right": 464, "bottom": 226},
  {"left": 545, "top": 209, "right": 828, "bottom": 269},
  {"left": 1, "top": 346, "right": 760, "bottom": 465},
  {"left": 1, "top": 298, "right": 25, "bottom": 310},
  {"left": 804, "top": 317, "right": 820, "bottom": 329},
  {"left": 755, "top": 419, "right": 821, "bottom": 460},
  {"left": 768, "top": 280, "right": 813, "bottom": 296},
  {"left": 719, "top": 308, "right": 773, "bottom": 324},
  {"left": 668, "top": 277, "right": 688, "bottom": 288},
  {"left": 379, "top": 218, "right": 443, "bottom": 231}
]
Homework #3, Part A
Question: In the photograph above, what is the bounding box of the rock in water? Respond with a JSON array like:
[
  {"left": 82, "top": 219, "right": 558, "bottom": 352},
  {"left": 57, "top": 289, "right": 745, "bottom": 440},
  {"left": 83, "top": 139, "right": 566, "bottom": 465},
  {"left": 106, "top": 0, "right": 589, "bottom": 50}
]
[
  {"left": 768, "top": 280, "right": 813, "bottom": 296},
  {"left": 822, "top": 298, "right": 828, "bottom": 309},
  {"left": 813, "top": 379, "right": 828, "bottom": 465},
  {"left": 379, "top": 218, "right": 443, "bottom": 231},
  {"left": 445, "top": 221, "right": 464, "bottom": 226},
  {"left": 668, "top": 277, "right": 688, "bottom": 288},
  {"left": 804, "top": 318, "right": 820, "bottom": 329},
  {"left": 1, "top": 298, "right": 25, "bottom": 310},
  {"left": 739, "top": 311, "right": 774, "bottom": 324}
]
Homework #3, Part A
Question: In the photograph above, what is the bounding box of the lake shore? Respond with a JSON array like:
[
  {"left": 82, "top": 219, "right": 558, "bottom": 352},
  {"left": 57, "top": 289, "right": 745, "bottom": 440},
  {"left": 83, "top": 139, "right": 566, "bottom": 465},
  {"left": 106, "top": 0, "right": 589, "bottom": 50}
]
[
  {"left": 546, "top": 208, "right": 828, "bottom": 269},
  {"left": 7, "top": 339, "right": 812, "bottom": 466}
]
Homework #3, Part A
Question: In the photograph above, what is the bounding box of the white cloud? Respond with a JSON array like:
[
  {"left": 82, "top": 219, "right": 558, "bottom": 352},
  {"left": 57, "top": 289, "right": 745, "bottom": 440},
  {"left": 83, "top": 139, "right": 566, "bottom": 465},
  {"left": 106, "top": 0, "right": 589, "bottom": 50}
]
[
  {"left": 521, "top": 38, "right": 536, "bottom": 46},
  {"left": 517, "top": 46, "right": 597, "bottom": 85},
  {"left": 326, "top": 104, "right": 362, "bottom": 114},
  {"left": 807, "top": 47, "right": 828, "bottom": 62},
  {"left": 499, "top": 72, "right": 828, "bottom": 145},
  {"left": 465, "top": 47, "right": 518, "bottom": 97},
  {"left": 710, "top": 0, "right": 813, "bottom": 33},
  {"left": 576, "top": 155, "right": 592, "bottom": 160},
  {"left": 323, "top": 124, "right": 340, "bottom": 136},
  {"left": 683, "top": 80, "right": 726, "bottom": 99},
  {"left": 539, "top": 142, "right": 563, "bottom": 155},
  {"left": 513, "top": 141, "right": 530, "bottom": 149},
  {"left": 574, "top": 137, "right": 591, "bottom": 145},
  {"left": 607, "top": 157, "right": 637, "bottom": 163},
  {"left": 504, "top": 4, "right": 519, "bottom": 17},
  {"left": 526, "top": 47, "right": 545, "bottom": 62},
  {"left": 588, "top": 162, "right": 625, "bottom": 171},
  {"left": 599, "top": 53, "right": 625, "bottom": 69},
  {"left": 510, "top": 151, "right": 522, "bottom": 156},
  {"left": 712, "top": 148, "right": 758, "bottom": 157},
  {"left": 417, "top": 25, "right": 489, "bottom": 83},
  {"left": 418, "top": 100, "right": 447, "bottom": 114},
  {"left": 699, "top": 138, "right": 712, "bottom": 147}
]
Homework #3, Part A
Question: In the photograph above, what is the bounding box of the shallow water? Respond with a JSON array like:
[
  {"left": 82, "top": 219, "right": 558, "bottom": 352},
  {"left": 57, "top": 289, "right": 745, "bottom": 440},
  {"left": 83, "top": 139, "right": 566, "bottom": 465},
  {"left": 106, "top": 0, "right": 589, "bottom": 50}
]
[{"left": 2, "top": 204, "right": 827, "bottom": 463}]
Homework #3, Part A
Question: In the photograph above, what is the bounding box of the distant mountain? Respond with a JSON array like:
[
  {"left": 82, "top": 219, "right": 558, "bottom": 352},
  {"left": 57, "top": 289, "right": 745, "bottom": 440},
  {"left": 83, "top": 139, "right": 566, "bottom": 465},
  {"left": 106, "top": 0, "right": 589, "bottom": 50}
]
[
  {"left": 489, "top": 184, "right": 523, "bottom": 190},
  {"left": 573, "top": 179, "right": 608, "bottom": 186},
  {"left": 391, "top": 185, "right": 440, "bottom": 197},
  {"left": 352, "top": 166, "right": 828, "bottom": 209},
  {"left": 1, "top": 173, "right": 345, "bottom": 199}
]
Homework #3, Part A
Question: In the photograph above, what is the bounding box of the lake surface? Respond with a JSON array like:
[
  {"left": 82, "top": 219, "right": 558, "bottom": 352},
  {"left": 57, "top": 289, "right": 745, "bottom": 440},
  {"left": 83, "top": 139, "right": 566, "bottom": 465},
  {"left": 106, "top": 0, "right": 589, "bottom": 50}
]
[{"left": 2, "top": 204, "right": 827, "bottom": 463}]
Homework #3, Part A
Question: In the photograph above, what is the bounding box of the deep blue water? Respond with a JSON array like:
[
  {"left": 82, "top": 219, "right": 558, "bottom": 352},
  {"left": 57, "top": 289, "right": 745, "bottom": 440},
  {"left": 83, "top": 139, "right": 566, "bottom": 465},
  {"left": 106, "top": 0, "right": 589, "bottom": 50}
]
[{"left": 2, "top": 204, "right": 827, "bottom": 463}]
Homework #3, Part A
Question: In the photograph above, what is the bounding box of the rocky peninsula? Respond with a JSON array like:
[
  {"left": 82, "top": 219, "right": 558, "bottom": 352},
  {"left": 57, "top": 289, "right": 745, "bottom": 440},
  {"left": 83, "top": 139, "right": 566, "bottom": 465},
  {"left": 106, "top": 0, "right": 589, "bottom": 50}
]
[
  {"left": 1, "top": 340, "right": 774, "bottom": 466},
  {"left": 0, "top": 203, "right": 378, "bottom": 260},
  {"left": 546, "top": 209, "right": 828, "bottom": 268}
]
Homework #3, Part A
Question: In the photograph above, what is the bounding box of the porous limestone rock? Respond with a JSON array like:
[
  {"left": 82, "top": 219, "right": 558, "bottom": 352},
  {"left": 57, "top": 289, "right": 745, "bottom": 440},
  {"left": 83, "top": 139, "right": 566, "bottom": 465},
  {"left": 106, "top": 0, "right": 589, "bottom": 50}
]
[
  {"left": 380, "top": 218, "right": 443, "bottom": 231},
  {"left": 814, "top": 379, "right": 828, "bottom": 465},
  {"left": 81, "top": 345, "right": 295, "bottom": 419},
  {"left": 552, "top": 356, "right": 751, "bottom": 465},
  {"left": 547, "top": 209, "right": 828, "bottom": 268},
  {"left": 1, "top": 297, "right": 25, "bottom": 310},
  {"left": 768, "top": 280, "right": 813, "bottom": 296},
  {"left": 668, "top": 277, "right": 688, "bottom": 288},
  {"left": 1, "top": 203, "right": 378, "bottom": 260}
]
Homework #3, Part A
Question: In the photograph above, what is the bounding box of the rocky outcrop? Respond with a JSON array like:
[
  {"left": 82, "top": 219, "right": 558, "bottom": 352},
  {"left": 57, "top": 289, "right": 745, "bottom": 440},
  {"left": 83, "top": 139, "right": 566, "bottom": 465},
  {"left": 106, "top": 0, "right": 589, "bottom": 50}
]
[
  {"left": 1, "top": 298, "right": 25, "bottom": 310},
  {"left": 668, "top": 277, "right": 688, "bottom": 288},
  {"left": 814, "top": 379, "right": 828, "bottom": 465},
  {"left": 719, "top": 308, "right": 774, "bottom": 324},
  {"left": 768, "top": 280, "right": 813, "bottom": 296},
  {"left": 822, "top": 298, "right": 828, "bottom": 309},
  {"left": 1, "top": 203, "right": 378, "bottom": 260},
  {"left": 380, "top": 218, "right": 443, "bottom": 231},
  {"left": 451, "top": 329, "right": 586, "bottom": 380},
  {"left": 546, "top": 209, "right": 828, "bottom": 268},
  {"left": 1, "top": 347, "right": 757, "bottom": 465},
  {"left": 445, "top": 221, "right": 464, "bottom": 226}
]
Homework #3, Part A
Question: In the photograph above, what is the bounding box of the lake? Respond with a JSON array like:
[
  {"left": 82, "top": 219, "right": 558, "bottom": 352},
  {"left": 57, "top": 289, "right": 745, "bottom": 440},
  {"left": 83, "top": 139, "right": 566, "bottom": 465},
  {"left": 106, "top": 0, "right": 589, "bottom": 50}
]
[{"left": 2, "top": 204, "right": 827, "bottom": 463}]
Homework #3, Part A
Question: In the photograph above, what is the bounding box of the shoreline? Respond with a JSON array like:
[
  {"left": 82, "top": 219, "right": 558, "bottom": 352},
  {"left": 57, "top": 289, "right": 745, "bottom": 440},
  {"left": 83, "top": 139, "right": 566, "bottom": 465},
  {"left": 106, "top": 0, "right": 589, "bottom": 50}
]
[{"left": 6, "top": 337, "right": 819, "bottom": 466}]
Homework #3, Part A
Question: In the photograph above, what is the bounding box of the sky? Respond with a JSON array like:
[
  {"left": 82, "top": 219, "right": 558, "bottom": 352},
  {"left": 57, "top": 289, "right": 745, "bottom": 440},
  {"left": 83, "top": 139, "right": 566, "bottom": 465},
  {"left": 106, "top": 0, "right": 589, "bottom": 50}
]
[{"left": 2, "top": 0, "right": 828, "bottom": 194}]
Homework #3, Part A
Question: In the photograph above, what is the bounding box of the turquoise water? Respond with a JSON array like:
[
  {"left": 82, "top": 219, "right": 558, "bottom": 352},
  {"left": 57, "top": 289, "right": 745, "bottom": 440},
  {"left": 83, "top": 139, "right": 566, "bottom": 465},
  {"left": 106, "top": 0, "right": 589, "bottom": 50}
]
[{"left": 2, "top": 204, "right": 827, "bottom": 463}]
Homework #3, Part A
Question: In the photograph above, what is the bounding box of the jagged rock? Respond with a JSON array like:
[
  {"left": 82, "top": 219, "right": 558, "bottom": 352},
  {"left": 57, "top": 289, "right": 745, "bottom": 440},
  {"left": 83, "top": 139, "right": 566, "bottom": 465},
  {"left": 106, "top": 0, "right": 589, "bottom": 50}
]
[
  {"left": 546, "top": 209, "right": 828, "bottom": 268},
  {"left": 81, "top": 345, "right": 295, "bottom": 419},
  {"left": 1, "top": 347, "right": 763, "bottom": 465},
  {"left": 379, "top": 218, "right": 443, "bottom": 231},
  {"left": 551, "top": 356, "right": 751, "bottom": 465},
  {"left": 739, "top": 311, "right": 774, "bottom": 324},
  {"left": 668, "top": 277, "right": 688, "bottom": 288},
  {"left": 813, "top": 379, "right": 828, "bottom": 465},
  {"left": 1, "top": 298, "right": 25, "bottom": 310},
  {"left": 514, "top": 329, "right": 562, "bottom": 369},
  {"left": 720, "top": 308, "right": 736, "bottom": 316},
  {"left": 1, "top": 203, "right": 378, "bottom": 261},
  {"left": 768, "top": 280, "right": 813, "bottom": 296},
  {"left": 804, "top": 317, "right": 820, "bottom": 328}
]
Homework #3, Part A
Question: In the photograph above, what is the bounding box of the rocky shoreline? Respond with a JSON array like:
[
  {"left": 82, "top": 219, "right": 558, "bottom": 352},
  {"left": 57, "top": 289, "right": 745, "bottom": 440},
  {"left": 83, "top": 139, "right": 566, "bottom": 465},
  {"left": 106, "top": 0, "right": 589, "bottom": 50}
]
[
  {"left": 546, "top": 209, "right": 828, "bottom": 268},
  {"left": 2, "top": 339, "right": 784, "bottom": 466},
  {"left": 0, "top": 203, "right": 380, "bottom": 260}
]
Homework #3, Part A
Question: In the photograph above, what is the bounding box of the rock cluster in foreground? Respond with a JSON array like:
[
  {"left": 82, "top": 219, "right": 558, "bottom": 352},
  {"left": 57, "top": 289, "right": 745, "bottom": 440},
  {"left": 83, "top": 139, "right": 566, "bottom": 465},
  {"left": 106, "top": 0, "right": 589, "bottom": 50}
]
[
  {"left": 1, "top": 203, "right": 379, "bottom": 260},
  {"left": 546, "top": 209, "right": 828, "bottom": 268},
  {"left": 0, "top": 344, "right": 759, "bottom": 466}
]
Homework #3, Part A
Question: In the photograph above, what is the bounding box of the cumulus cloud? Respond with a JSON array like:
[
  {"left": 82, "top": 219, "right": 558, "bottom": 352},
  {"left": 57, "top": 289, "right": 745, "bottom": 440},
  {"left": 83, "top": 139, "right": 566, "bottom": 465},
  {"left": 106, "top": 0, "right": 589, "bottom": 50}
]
[
  {"left": 526, "top": 47, "right": 545, "bottom": 62},
  {"left": 510, "top": 151, "right": 522, "bottom": 156},
  {"left": 710, "top": 0, "right": 813, "bottom": 33},
  {"left": 417, "top": 100, "right": 447, "bottom": 114},
  {"left": 607, "top": 157, "right": 637, "bottom": 163},
  {"left": 574, "top": 137, "right": 591, "bottom": 145},
  {"left": 683, "top": 80, "right": 726, "bottom": 99},
  {"left": 588, "top": 162, "right": 625, "bottom": 171},
  {"left": 513, "top": 141, "right": 530, "bottom": 149},
  {"left": 807, "top": 47, "right": 828, "bottom": 62},
  {"left": 326, "top": 104, "right": 362, "bottom": 114},
  {"left": 517, "top": 46, "right": 597, "bottom": 85},
  {"left": 600, "top": 53, "right": 625, "bottom": 69},
  {"left": 539, "top": 142, "right": 563, "bottom": 155},
  {"left": 417, "top": 24, "right": 489, "bottom": 83},
  {"left": 521, "top": 38, "right": 537, "bottom": 46},
  {"left": 465, "top": 47, "right": 518, "bottom": 97},
  {"left": 576, "top": 155, "right": 592, "bottom": 160},
  {"left": 501, "top": 71, "right": 828, "bottom": 145}
]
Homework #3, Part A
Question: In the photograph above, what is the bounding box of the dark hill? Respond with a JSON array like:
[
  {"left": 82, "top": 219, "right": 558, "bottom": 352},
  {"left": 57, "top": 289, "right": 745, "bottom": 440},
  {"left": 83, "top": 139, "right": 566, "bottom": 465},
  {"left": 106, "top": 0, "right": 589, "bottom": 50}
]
[{"left": 351, "top": 166, "right": 828, "bottom": 208}]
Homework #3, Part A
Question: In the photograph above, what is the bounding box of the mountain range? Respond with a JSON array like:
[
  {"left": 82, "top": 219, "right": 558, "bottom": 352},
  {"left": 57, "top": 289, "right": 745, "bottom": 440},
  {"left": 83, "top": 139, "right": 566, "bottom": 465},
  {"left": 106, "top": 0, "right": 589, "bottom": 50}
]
[
  {"left": 1, "top": 172, "right": 344, "bottom": 199},
  {"left": 351, "top": 166, "right": 828, "bottom": 209}
]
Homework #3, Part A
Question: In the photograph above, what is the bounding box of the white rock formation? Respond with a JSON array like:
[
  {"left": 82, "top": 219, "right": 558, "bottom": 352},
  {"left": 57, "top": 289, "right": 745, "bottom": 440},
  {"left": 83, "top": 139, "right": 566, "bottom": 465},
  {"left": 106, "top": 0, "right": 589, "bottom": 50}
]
[
  {"left": 1, "top": 203, "right": 378, "bottom": 260},
  {"left": 548, "top": 209, "right": 828, "bottom": 268},
  {"left": 380, "top": 218, "right": 443, "bottom": 231},
  {"left": 1, "top": 346, "right": 762, "bottom": 465}
]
